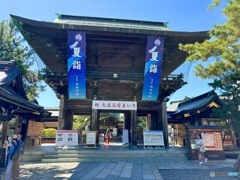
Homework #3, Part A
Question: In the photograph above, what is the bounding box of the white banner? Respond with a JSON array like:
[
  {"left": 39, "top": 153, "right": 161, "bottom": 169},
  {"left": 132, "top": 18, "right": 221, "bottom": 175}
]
[
  {"left": 122, "top": 129, "right": 129, "bottom": 144},
  {"left": 92, "top": 100, "right": 137, "bottom": 110},
  {"left": 55, "top": 130, "right": 78, "bottom": 146}
]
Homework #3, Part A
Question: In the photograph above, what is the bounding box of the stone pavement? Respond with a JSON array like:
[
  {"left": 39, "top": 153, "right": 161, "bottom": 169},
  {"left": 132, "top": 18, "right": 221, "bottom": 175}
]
[
  {"left": 15, "top": 158, "right": 237, "bottom": 180},
  {"left": 0, "top": 143, "right": 239, "bottom": 179}
]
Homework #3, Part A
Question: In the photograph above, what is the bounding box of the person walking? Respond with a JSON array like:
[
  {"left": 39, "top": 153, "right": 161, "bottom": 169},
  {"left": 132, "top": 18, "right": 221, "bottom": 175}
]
[
  {"left": 4, "top": 134, "right": 18, "bottom": 180},
  {"left": 11, "top": 133, "right": 24, "bottom": 180},
  {"left": 105, "top": 127, "right": 112, "bottom": 145},
  {"left": 195, "top": 133, "right": 207, "bottom": 164}
]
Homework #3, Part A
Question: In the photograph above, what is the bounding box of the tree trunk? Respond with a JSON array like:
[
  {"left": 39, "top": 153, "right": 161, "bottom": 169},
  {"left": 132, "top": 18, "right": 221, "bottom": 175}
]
[{"left": 233, "top": 153, "right": 240, "bottom": 172}]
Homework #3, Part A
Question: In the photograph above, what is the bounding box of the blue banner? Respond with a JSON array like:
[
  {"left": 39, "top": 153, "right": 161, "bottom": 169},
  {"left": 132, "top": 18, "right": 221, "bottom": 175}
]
[
  {"left": 142, "top": 36, "right": 164, "bottom": 101},
  {"left": 68, "top": 31, "right": 86, "bottom": 99}
]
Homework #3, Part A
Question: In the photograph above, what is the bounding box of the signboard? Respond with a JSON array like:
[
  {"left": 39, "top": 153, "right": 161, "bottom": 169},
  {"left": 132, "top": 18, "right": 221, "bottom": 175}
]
[
  {"left": 202, "top": 132, "right": 223, "bottom": 150},
  {"left": 143, "top": 130, "right": 164, "bottom": 147},
  {"left": 122, "top": 129, "right": 129, "bottom": 144},
  {"left": 55, "top": 130, "right": 78, "bottom": 146},
  {"left": 92, "top": 100, "right": 137, "bottom": 110},
  {"left": 27, "top": 121, "right": 44, "bottom": 136},
  {"left": 186, "top": 126, "right": 225, "bottom": 160},
  {"left": 86, "top": 131, "right": 97, "bottom": 145}
]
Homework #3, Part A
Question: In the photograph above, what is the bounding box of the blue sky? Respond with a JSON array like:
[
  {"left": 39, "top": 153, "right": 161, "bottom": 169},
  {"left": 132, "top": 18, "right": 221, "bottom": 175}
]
[{"left": 0, "top": 0, "right": 226, "bottom": 107}]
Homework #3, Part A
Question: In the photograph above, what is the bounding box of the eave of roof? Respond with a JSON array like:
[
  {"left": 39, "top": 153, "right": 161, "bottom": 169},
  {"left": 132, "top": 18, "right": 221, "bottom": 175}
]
[
  {"left": 0, "top": 87, "right": 43, "bottom": 112},
  {"left": 11, "top": 14, "right": 209, "bottom": 37},
  {"left": 0, "top": 61, "right": 50, "bottom": 116},
  {"left": 55, "top": 14, "right": 171, "bottom": 31},
  {"left": 170, "top": 90, "right": 222, "bottom": 116}
]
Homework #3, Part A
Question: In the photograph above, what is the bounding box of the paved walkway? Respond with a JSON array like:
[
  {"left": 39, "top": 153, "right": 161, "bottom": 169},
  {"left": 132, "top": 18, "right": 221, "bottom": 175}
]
[
  {"left": 16, "top": 158, "right": 237, "bottom": 180},
  {"left": 0, "top": 143, "right": 238, "bottom": 179}
]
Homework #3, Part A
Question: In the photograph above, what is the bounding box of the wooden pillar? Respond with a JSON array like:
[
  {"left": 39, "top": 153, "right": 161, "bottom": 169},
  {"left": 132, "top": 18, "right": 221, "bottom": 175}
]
[
  {"left": 63, "top": 111, "right": 73, "bottom": 130},
  {"left": 156, "top": 109, "right": 162, "bottom": 130},
  {"left": 91, "top": 109, "right": 98, "bottom": 131},
  {"left": 162, "top": 100, "right": 169, "bottom": 148},
  {"left": 152, "top": 112, "right": 157, "bottom": 130},
  {"left": 91, "top": 109, "right": 99, "bottom": 145},
  {"left": 131, "top": 110, "right": 137, "bottom": 146},
  {"left": 124, "top": 112, "right": 130, "bottom": 130},
  {"left": 146, "top": 114, "right": 151, "bottom": 130},
  {"left": 58, "top": 95, "right": 66, "bottom": 130},
  {"left": 124, "top": 112, "right": 131, "bottom": 143}
]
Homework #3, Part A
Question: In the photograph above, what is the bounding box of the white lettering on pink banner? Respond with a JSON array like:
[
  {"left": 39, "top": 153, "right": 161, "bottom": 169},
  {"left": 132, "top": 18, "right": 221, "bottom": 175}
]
[{"left": 92, "top": 100, "right": 137, "bottom": 110}]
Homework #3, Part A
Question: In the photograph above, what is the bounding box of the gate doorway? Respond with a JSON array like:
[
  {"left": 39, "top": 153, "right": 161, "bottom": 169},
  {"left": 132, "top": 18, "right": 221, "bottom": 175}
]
[
  {"left": 73, "top": 112, "right": 152, "bottom": 147},
  {"left": 73, "top": 112, "right": 126, "bottom": 146},
  {"left": 98, "top": 112, "right": 123, "bottom": 145}
]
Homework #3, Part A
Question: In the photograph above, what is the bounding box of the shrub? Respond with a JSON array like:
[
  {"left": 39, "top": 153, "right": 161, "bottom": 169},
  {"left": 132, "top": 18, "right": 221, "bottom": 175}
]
[{"left": 42, "top": 128, "right": 56, "bottom": 138}]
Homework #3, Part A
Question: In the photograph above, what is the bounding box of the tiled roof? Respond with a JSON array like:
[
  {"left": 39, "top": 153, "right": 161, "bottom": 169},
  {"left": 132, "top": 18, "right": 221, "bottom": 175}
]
[
  {"left": 0, "top": 60, "right": 50, "bottom": 118},
  {"left": 55, "top": 14, "right": 171, "bottom": 31},
  {"left": 170, "top": 90, "right": 222, "bottom": 117}
]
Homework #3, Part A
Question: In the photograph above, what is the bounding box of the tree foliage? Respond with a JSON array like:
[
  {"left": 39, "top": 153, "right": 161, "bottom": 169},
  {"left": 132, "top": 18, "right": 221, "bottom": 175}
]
[
  {"left": 0, "top": 19, "right": 45, "bottom": 100},
  {"left": 210, "top": 71, "right": 240, "bottom": 132},
  {"left": 73, "top": 115, "right": 90, "bottom": 131},
  {"left": 137, "top": 116, "right": 147, "bottom": 130},
  {"left": 179, "top": 0, "right": 240, "bottom": 171},
  {"left": 179, "top": 0, "right": 240, "bottom": 79},
  {"left": 42, "top": 128, "right": 57, "bottom": 138},
  {"left": 179, "top": 0, "right": 240, "bottom": 130}
]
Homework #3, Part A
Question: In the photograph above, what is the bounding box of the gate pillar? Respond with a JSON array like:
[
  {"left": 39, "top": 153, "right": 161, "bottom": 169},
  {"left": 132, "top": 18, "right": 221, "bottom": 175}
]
[
  {"left": 162, "top": 100, "right": 169, "bottom": 148},
  {"left": 58, "top": 94, "right": 66, "bottom": 130},
  {"left": 131, "top": 110, "right": 137, "bottom": 146},
  {"left": 91, "top": 109, "right": 99, "bottom": 144}
]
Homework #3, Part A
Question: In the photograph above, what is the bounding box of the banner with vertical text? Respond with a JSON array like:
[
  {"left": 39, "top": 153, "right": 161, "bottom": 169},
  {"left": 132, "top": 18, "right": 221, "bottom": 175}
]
[
  {"left": 68, "top": 31, "right": 86, "bottom": 99},
  {"left": 141, "top": 36, "right": 164, "bottom": 101}
]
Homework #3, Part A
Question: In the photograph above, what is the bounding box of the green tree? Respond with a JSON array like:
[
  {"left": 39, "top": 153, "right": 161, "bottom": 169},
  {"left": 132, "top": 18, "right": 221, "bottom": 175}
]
[
  {"left": 179, "top": 0, "right": 240, "bottom": 79},
  {"left": 137, "top": 116, "right": 147, "bottom": 130},
  {"left": 73, "top": 115, "right": 90, "bottom": 132},
  {"left": 210, "top": 71, "right": 240, "bottom": 143},
  {"left": 42, "top": 128, "right": 57, "bottom": 138},
  {"left": 179, "top": 0, "right": 240, "bottom": 171},
  {"left": 0, "top": 19, "right": 45, "bottom": 100}
]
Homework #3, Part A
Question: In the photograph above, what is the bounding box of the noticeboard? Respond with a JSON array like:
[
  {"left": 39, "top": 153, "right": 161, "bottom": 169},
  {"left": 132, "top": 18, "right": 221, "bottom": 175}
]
[
  {"left": 86, "top": 131, "right": 97, "bottom": 145},
  {"left": 27, "top": 121, "right": 44, "bottom": 136},
  {"left": 186, "top": 126, "right": 225, "bottom": 160},
  {"left": 143, "top": 130, "right": 164, "bottom": 148},
  {"left": 202, "top": 132, "right": 223, "bottom": 150},
  {"left": 55, "top": 130, "right": 78, "bottom": 146}
]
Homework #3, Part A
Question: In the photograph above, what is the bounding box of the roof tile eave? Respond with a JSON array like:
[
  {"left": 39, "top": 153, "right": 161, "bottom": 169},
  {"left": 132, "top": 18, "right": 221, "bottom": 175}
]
[
  {"left": 171, "top": 91, "right": 221, "bottom": 116},
  {"left": 11, "top": 14, "right": 209, "bottom": 38},
  {"left": 0, "top": 87, "right": 43, "bottom": 111}
]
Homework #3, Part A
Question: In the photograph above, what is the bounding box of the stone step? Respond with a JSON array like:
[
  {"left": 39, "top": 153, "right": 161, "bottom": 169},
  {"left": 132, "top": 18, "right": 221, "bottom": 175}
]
[
  {"left": 41, "top": 151, "right": 188, "bottom": 163},
  {"left": 22, "top": 145, "right": 189, "bottom": 163},
  {"left": 42, "top": 157, "right": 187, "bottom": 163}
]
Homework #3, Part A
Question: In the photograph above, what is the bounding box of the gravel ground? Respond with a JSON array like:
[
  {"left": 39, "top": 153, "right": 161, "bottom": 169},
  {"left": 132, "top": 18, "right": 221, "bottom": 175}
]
[{"left": 159, "top": 168, "right": 239, "bottom": 180}]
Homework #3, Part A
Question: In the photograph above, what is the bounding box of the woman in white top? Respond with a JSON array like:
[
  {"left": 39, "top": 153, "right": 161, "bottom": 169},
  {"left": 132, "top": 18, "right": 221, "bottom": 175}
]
[{"left": 195, "top": 134, "right": 207, "bottom": 164}]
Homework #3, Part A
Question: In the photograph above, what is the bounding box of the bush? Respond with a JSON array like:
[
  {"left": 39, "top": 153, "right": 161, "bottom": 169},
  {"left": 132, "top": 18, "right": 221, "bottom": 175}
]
[{"left": 42, "top": 128, "right": 56, "bottom": 138}]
